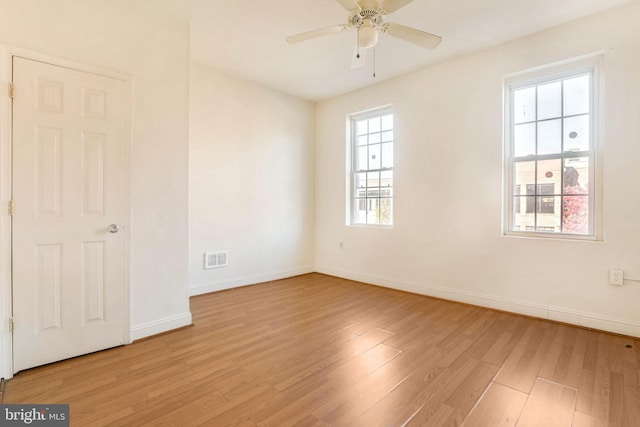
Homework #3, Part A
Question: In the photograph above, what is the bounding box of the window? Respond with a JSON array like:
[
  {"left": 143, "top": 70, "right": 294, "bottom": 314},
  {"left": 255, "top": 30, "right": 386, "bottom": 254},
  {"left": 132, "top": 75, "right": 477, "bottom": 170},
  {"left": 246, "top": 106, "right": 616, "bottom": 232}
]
[
  {"left": 350, "top": 107, "right": 393, "bottom": 226},
  {"left": 505, "top": 59, "right": 599, "bottom": 238},
  {"left": 525, "top": 184, "right": 555, "bottom": 214}
]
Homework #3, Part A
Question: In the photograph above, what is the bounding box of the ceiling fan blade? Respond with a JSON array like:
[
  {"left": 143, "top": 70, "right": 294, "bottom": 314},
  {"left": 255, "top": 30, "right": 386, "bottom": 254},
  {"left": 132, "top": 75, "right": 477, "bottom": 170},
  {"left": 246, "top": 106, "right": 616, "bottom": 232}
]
[
  {"left": 286, "top": 24, "right": 349, "bottom": 44},
  {"left": 351, "top": 46, "right": 368, "bottom": 69},
  {"left": 335, "top": 0, "right": 360, "bottom": 10},
  {"left": 359, "top": 0, "right": 380, "bottom": 10},
  {"left": 381, "top": 0, "right": 414, "bottom": 13},
  {"left": 384, "top": 23, "right": 442, "bottom": 49}
]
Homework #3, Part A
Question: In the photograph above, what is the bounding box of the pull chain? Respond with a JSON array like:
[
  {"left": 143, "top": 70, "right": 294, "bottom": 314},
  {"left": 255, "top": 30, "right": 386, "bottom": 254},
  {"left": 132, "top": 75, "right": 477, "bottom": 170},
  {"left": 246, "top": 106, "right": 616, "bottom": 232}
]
[
  {"left": 373, "top": 46, "right": 376, "bottom": 78},
  {"left": 356, "top": 27, "right": 360, "bottom": 59}
]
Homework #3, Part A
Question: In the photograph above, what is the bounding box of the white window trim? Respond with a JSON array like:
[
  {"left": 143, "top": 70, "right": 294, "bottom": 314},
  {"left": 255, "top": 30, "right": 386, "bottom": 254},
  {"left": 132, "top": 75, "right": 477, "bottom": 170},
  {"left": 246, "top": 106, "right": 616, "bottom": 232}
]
[
  {"left": 347, "top": 105, "right": 394, "bottom": 228},
  {"left": 503, "top": 54, "right": 604, "bottom": 241}
]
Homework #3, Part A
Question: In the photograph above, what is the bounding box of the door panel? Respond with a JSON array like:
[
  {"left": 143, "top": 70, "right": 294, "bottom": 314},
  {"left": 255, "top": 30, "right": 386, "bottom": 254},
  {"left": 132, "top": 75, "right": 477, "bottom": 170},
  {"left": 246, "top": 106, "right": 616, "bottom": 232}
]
[{"left": 12, "top": 57, "right": 126, "bottom": 373}]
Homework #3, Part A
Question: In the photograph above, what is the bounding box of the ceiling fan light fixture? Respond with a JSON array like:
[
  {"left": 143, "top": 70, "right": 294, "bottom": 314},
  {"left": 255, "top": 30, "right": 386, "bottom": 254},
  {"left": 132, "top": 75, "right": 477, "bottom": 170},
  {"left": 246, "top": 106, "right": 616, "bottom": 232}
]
[{"left": 358, "top": 23, "right": 378, "bottom": 48}]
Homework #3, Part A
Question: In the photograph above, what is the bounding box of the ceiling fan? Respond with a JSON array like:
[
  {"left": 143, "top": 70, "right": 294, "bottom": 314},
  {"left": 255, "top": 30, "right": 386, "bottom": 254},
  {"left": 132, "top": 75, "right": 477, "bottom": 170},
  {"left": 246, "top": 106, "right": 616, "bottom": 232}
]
[{"left": 286, "top": 0, "right": 442, "bottom": 70}]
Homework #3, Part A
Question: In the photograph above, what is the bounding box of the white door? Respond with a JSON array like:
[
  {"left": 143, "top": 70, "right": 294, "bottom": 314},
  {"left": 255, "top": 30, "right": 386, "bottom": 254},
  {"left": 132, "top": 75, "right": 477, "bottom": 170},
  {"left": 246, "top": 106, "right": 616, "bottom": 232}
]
[{"left": 12, "top": 57, "right": 126, "bottom": 373}]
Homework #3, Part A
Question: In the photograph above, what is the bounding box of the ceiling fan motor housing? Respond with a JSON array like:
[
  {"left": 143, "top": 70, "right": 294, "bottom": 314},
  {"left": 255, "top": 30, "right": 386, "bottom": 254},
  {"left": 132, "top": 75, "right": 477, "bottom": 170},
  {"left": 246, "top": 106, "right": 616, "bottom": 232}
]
[{"left": 350, "top": 10, "right": 383, "bottom": 28}]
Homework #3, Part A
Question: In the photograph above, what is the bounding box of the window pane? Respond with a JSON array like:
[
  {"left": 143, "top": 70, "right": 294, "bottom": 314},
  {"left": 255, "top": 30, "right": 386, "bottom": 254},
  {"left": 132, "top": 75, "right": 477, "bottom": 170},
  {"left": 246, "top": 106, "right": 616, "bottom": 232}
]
[
  {"left": 538, "top": 81, "right": 561, "bottom": 120},
  {"left": 513, "top": 87, "right": 536, "bottom": 124},
  {"left": 355, "top": 199, "right": 367, "bottom": 223},
  {"left": 355, "top": 172, "right": 367, "bottom": 191},
  {"left": 356, "top": 120, "right": 368, "bottom": 136},
  {"left": 380, "top": 170, "right": 393, "bottom": 190},
  {"left": 514, "top": 123, "right": 536, "bottom": 157},
  {"left": 525, "top": 185, "right": 536, "bottom": 213},
  {"left": 357, "top": 135, "right": 368, "bottom": 146},
  {"left": 536, "top": 196, "right": 561, "bottom": 231},
  {"left": 366, "top": 198, "right": 379, "bottom": 224},
  {"left": 563, "top": 75, "right": 590, "bottom": 116},
  {"left": 379, "top": 198, "right": 392, "bottom": 225},
  {"left": 369, "top": 132, "right": 381, "bottom": 144},
  {"left": 563, "top": 157, "right": 589, "bottom": 193},
  {"left": 367, "top": 171, "right": 380, "bottom": 190},
  {"left": 381, "top": 114, "right": 393, "bottom": 131},
  {"left": 381, "top": 130, "right": 393, "bottom": 142},
  {"left": 381, "top": 143, "right": 393, "bottom": 169},
  {"left": 562, "top": 195, "right": 589, "bottom": 234},
  {"left": 369, "top": 144, "right": 381, "bottom": 170},
  {"left": 537, "top": 159, "right": 561, "bottom": 190},
  {"left": 563, "top": 156, "right": 590, "bottom": 234},
  {"left": 514, "top": 196, "right": 522, "bottom": 214},
  {"left": 513, "top": 197, "right": 535, "bottom": 230},
  {"left": 537, "top": 194, "right": 558, "bottom": 214},
  {"left": 537, "top": 119, "right": 561, "bottom": 155},
  {"left": 368, "top": 117, "right": 381, "bottom": 133},
  {"left": 514, "top": 185, "right": 522, "bottom": 214},
  {"left": 356, "top": 146, "right": 367, "bottom": 171},
  {"left": 563, "top": 115, "right": 589, "bottom": 152},
  {"left": 514, "top": 161, "right": 535, "bottom": 193},
  {"left": 536, "top": 193, "right": 560, "bottom": 214}
]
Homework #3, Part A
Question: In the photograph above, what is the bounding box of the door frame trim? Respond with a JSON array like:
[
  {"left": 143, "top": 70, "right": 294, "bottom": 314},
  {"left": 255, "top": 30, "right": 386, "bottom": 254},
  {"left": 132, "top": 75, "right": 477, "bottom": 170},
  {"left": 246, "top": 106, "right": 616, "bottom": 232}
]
[{"left": 0, "top": 46, "right": 132, "bottom": 379}]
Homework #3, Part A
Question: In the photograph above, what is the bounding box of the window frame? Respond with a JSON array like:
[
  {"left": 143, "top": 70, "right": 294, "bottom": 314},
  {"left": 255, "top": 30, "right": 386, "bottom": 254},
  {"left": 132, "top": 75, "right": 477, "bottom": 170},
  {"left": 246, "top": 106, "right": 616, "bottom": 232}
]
[
  {"left": 503, "top": 56, "right": 602, "bottom": 240},
  {"left": 348, "top": 106, "right": 394, "bottom": 227}
]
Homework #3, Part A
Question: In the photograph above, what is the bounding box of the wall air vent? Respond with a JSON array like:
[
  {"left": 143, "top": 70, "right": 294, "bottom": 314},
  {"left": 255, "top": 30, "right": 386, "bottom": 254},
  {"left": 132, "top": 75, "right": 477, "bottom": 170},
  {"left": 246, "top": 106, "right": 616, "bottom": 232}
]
[{"left": 204, "top": 251, "right": 228, "bottom": 269}]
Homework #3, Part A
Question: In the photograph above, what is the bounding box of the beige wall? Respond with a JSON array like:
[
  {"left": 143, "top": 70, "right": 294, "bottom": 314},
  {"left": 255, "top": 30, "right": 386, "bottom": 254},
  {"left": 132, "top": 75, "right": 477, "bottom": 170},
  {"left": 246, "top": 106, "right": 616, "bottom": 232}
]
[
  {"left": 0, "top": 0, "right": 191, "bottom": 377},
  {"left": 188, "top": 63, "right": 315, "bottom": 294},
  {"left": 315, "top": 2, "right": 640, "bottom": 336}
]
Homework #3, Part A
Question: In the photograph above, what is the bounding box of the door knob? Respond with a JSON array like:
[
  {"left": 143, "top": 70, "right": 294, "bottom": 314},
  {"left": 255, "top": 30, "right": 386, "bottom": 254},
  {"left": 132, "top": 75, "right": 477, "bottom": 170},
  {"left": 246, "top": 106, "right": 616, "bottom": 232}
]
[{"left": 107, "top": 224, "right": 121, "bottom": 233}]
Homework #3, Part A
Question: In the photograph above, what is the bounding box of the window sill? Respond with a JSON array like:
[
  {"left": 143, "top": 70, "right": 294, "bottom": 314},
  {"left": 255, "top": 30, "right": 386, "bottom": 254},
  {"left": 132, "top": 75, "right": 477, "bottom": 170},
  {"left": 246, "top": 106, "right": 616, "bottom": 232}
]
[
  {"left": 503, "top": 231, "right": 602, "bottom": 242},
  {"left": 348, "top": 223, "right": 394, "bottom": 230}
]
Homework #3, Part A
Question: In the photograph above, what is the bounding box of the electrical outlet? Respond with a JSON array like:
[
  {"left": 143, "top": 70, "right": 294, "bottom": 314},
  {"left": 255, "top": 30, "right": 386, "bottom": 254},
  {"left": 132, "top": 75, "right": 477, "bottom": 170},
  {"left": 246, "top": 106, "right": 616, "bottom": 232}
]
[{"left": 609, "top": 269, "right": 624, "bottom": 286}]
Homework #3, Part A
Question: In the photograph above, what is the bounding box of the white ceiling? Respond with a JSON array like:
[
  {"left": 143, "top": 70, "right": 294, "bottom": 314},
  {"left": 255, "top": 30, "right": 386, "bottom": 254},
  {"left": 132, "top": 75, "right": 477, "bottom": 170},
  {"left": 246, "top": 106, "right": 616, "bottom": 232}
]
[{"left": 169, "top": 0, "right": 634, "bottom": 101}]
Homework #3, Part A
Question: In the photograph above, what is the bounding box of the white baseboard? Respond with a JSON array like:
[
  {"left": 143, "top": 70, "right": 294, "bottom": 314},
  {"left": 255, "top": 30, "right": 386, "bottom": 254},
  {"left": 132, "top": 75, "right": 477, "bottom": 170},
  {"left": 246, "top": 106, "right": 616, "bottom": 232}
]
[
  {"left": 189, "top": 265, "right": 315, "bottom": 297},
  {"left": 316, "top": 266, "right": 640, "bottom": 338},
  {"left": 130, "top": 311, "right": 193, "bottom": 341}
]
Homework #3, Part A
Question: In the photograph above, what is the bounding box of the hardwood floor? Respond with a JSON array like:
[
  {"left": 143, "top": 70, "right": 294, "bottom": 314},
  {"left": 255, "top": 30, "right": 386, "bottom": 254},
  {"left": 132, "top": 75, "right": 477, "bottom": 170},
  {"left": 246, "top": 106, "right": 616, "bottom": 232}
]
[{"left": 3, "top": 273, "right": 639, "bottom": 426}]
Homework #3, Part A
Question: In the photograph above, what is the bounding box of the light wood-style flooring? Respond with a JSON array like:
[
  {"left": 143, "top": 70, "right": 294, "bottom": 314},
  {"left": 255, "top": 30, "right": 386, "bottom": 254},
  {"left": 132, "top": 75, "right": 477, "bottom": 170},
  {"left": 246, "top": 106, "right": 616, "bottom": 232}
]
[{"left": 3, "top": 273, "right": 640, "bottom": 426}]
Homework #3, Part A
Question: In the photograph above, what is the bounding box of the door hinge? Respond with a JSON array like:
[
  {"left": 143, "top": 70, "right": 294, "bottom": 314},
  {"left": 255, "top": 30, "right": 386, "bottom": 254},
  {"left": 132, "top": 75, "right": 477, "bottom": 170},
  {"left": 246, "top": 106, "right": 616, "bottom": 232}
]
[
  {"left": 9, "top": 82, "right": 14, "bottom": 98},
  {"left": 9, "top": 318, "right": 14, "bottom": 332},
  {"left": 8, "top": 200, "right": 14, "bottom": 216}
]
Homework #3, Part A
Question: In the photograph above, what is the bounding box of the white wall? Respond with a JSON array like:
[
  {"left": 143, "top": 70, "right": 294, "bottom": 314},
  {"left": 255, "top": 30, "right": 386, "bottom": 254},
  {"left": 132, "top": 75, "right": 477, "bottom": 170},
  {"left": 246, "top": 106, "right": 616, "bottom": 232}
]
[
  {"left": 315, "top": 2, "right": 640, "bottom": 336},
  {"left": 0, "top": 0, "right": 192, "bottom": 377},
  {"left": 188, "top": 63, "right": 315, "bottom": 295}
]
